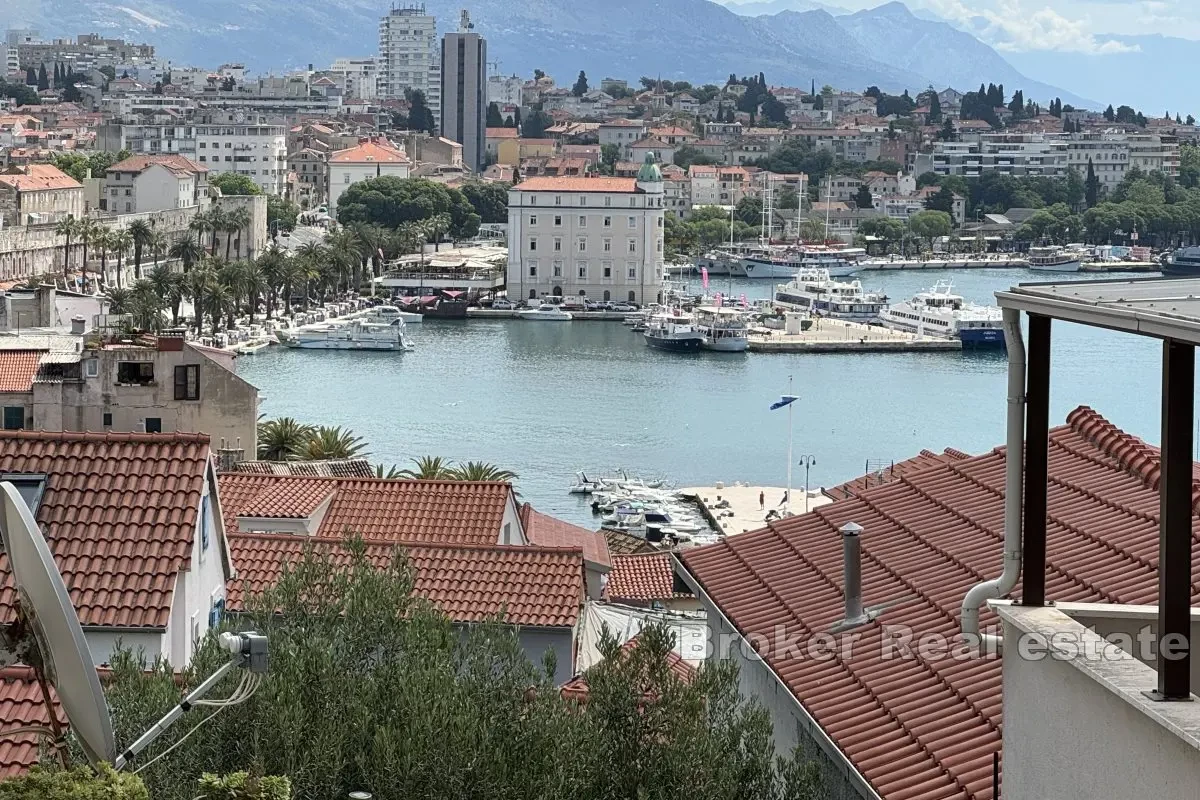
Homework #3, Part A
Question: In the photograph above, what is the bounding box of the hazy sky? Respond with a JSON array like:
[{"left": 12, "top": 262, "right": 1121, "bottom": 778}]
[{"left": 724, "top": 0, "right": 1200, "bottom": 45}]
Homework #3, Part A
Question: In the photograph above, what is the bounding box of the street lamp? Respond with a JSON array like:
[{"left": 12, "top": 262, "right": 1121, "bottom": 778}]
[{"left": 798, "top": 454, "right": 817, "bottom": 513}]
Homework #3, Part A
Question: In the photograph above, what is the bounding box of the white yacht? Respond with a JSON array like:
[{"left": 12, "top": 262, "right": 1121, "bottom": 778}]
[
  {"left": 774, "top": 268, "right": 887, "bottom": 321},
  {"left": 365, "top": 304, "right": 423, "bottom": 324},
  {"left": 694, "top": 306, "right": 750, "bottom": 352},
  {"left": 517, "top": 303, "right": 573, "bottom": 321},
  {"left": 879, "top": 281, "right": 1005, "bottom": 348},
  {"left": 275, "top": 318, "right": 413, "bottom": 351},
  {"left": 1028, "top": 246, "right": 1083, "bottom": 272},
  {"left": 739, "top": 245, "right": 860, "bottom": 279}
]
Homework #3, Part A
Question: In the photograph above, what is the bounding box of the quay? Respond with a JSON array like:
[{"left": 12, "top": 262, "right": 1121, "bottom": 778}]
[
  {"left": 859, "top": 256, "right": 1029, "bottom": 270},
  {"left": 680, "top": 484, "right": 832, "bottom": 536},
  {"left": 748, "top": 318, "right": 962, "bottom": 353},
  {"left": 468, "top": 308, "right": 630, "bottom": 321}
]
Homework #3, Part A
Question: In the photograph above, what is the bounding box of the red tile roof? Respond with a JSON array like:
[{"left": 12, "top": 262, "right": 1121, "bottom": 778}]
[
  {"left": 560, "top": 634, "right": 696, "bottom": 703},
  {"left": 106, "top": 154, "right": 207, "bottom": 176},
  {"left": 603, "top": 529, "right": 657, "bottom": 555},
  {"left": 218, "top": 473, "right": 514, "bottom": 545},
  {"left": 520, "top": 504, "right": 610, "bottom": 569},
  {"left": 486, "top": 127, "right": 519, "bottom": 139},
  {"left": 228, "top": 458, "right": 376, "bottom": 478},
  {"left": 0, "top": 667, "right": 64, "bottom": 777},
  {"left": 0, "top": 350, "right": 44, "bottom": 392},
  {"left": 329, "top": 140, "right": 409, "bottom": 164},
  {"left": 679, "top": 405, "right": 1200, "bottom": 800},
  {"left": 606, "top": 552, "right": 690, "bottom": 602},
  {"left": 0, "top": 164, "right": 82, "bottom": 192},
  {"left": 515, "top": 176, "right": 638, "bottom": 193},
  {"left": 226, "top": 535, "right": 583, "bottom": 627},
  {"left": 823, "top": 448, "right": 972, "bottom": 501},
  {"left": 0, "top": 431, "right": 211, "bottom": 629}
]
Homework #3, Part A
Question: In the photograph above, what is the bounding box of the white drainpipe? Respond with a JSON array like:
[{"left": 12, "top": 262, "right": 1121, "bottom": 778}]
[{"left": 961, "top": 306, "right": 1025, "bottom": 654}]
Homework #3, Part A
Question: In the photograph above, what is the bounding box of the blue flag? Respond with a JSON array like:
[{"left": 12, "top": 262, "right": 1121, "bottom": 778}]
[{"left": 770, "top": 395, "right": 799, "bottom": 411}]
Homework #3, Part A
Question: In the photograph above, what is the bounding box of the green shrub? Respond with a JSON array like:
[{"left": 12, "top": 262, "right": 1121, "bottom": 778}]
[
  {"left": 0, "top": 764, "right": 148, "bottom": 800},
  {"left": 196, "top": 772, "right": 291, "bottom": 800}
]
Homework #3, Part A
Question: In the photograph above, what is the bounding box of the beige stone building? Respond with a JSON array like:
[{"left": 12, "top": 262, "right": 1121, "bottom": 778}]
[
  {"left": 0, "top": 329, "right": 258, "bottom": 453},
  {"left": 0, "top": 164, "right": 84, "bottom": 226}
]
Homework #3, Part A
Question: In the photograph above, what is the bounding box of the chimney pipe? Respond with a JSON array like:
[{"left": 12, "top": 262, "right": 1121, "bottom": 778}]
[{"left": 840, "top": 522, "right": 863, "bottom": 622}]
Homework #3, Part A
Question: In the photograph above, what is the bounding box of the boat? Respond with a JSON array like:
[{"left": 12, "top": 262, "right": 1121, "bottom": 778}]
[
  {"left": 879, "top": 281, "right": 1005, "bottom": 348},
  {"left": 237, "top": 339, "right": 272, "bottom": 355},
  {"left": 738, "top": 245, "right": 861, "bottom": 279},
  {"left": 773, "top": 268, "right": 887, "bottom": 321},
  {"left": 1164, "top": 246, "right": 1200, "bottom": 276},
  {"left": 643, "top": 310, "right": 705, "bottom": 351},
  {"left": 1028, "top": 246, "right": 1083, "bottom": 273},
  {"left": 694, "top": 306, "right": 749, "bottom": 352},
  {"left": 275, "top": 318, "right": 414, "bottom": 351},
  {"left": 397, "top": 291, "right": 469, "bottom": 319},
  {"left": 517, "top": 303, "right": 573, "bottom": 321},
  {"left": 366, "top": 304, "right": 423, "bottom": 324}
]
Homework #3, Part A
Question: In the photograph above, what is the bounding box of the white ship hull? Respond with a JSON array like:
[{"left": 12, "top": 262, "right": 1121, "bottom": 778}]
[
  {"left": 280, "top": 337, "right": 407, "bottom": 351},
  {"left": 1028, "top": 259, "right": 1082, "bottom": 273},
  {"left": 701, "top": 335, "right": 749, "bottom": 352},
  {"left": 741, "top": 257, "right": 858, "bottom": 279}
]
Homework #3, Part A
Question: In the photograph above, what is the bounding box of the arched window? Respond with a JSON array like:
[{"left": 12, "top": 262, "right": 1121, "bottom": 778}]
[
  {"left": 603, "top": 290, "right": 611, "bottom": 301},
  {"left": 628, "top": 291, "right": 636, "bottom": 302},
  {"left": 529, "top": 289, "right": 537, "bottom": 299},
  {"left": 552, "top": 286, "right": 563, "bottom": 297}
]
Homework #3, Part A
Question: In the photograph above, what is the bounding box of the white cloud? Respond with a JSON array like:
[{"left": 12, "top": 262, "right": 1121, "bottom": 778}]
[{"left": 925, "top": 0, "right": 1140, "bottom": 54}]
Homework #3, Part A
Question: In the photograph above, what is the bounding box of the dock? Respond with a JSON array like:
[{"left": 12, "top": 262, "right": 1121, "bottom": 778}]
[
  {"left": 680, "top": 484, "right": 832, "bottom": 536},
  {"left": 748, "top": 319, "right": 961, "bottom": 353},
  {"left": 468, "top": 309, "right": 630, "bottom": 321}
]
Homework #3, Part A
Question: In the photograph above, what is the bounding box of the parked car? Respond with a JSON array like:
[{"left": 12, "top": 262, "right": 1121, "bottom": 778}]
[
  {"left": 609, "top": 302, "right": 637, "bottom": 312},
  {"left": 560, "top": 298, "right": 586, "bottom": 311},
  {"left": 584, "top": 300, "right": 606, "bottom": 311},
  {"left": 492, "top": 298, "right": 515, "bottom": 310}
]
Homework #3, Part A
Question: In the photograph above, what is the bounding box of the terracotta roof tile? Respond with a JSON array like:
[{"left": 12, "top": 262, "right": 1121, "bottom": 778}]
[
  {"left": 0, "top": 350, "right": 44, "bottom": 392},
  {"left": 0, "top": 431, "right": 210, "bottom": 630},
  {"left": 329, "top": 141, "right": 409, "bottom": 164},
  {"left": 680, "top": 405, "right": 1200, "bottom": 800},
  {"left": 0, "top": 667, "right": 64, "bottom": 777},
  {"left": 229, "top": 458, "right": 376, "bottom": 478},
  {"left": 218, "top": 473, "right": 512, "bottom": 545},
  {"left": 0, "top": 164, "right": 81, "bottom": 192},
  {"left": 515, "top": 176, "right": 639, "bottom": 193},
  {"left": 520, "top": 503, "right": 610, "bottom": 569},
  {"left": 823, "top": 449, "right": 972, "bottom": 501},
  {"left": 606, "top": 552, "right": 690, "bottom": 602},
  {"left": 603, "top": 528, "right": 657, "bottom": 555},
  {"left": 106, "top": 154, "right": 206, "bottom": 176},
  {"left": 226, "top": 534, "right": 583, "bottom": 626},
  {"left": 486, "top": 127, "right": 520, "bottom": 139}
]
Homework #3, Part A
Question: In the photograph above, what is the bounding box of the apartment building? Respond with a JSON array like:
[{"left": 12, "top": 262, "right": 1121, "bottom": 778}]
[
  {"left": 1126, "top": 132, "right": 1180, "bottom": 177},
  {"left": 328, "top": 139, "right": 411, "bottom": 219},
  {"left": 932, "top": 133, "right": 1069, "bottom": 178},
  {"left": 440, "top": 23, "right": 486, "bottom": 172},
  {"left": 598, "top": 118, "right": 649, "bottom": 149},
  {"left": 1065, "top": 133, "right": 1130, "bottom": 190},
  {"left": 378, "top": 5, "right": 441, "bottom": 117},
  {"left": 328, "top": 57, "right": 380, "bottom": 101},
  {"left": 0, "top": 164, "right": 84, "bottom": 226},
  {"left": 507, "top": 164, "right": 665, "bottom": 305},
  {"left": 102, "top": 154, "right": 206, "bottom": 214},
  {"left": 688, "top": 165, "right": 750, "bottom": 207},
  {"left": 487, "top": 74, "right": 523, "bottom": 107}
]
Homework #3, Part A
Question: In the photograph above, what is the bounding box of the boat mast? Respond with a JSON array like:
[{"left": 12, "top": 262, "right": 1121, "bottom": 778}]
[
  {"left": 824, "top": 177, "right": 833, "bottom": 244},
  {"left": 786, "top": 374, "right": 794, "bottom": 516}
]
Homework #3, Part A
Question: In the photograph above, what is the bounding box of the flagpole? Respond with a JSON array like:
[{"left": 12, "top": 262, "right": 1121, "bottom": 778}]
[{"left": 786, "top": 374, "right": 793, "bottom": 515}]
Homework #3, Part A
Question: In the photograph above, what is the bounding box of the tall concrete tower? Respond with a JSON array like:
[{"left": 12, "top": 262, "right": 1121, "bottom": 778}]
[{"left": 440, "top": 10, "right": 487, "bottom": 172}]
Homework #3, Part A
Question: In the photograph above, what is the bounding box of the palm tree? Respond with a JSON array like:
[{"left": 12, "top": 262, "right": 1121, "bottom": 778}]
[
  {"left": 189, "top": 210, "right": 216, "bottom": 256},
  {"left": 184, "top": 266, "right": 215, "bottom": 335},
  {"left": 239, "top": 260, "right": 266, "bottom": 322},
  {"left": 93, "top": 227, "right": 111, "bottom": 288},
  {"left": 147, "top": 264, "right": 184, "bottom": 326},
  {"left": 397, "top": 456, "right": 456, "bottom": 479},
  {"left": 169, "top": 233, "right": 204, "bottom": 273},
  {"left": 374, "top": 464, "right": 403, "bottom": 479},
  {"left": 225, "top": 206, "right": 251, "bottom": 260},
  {"left": 297, "top": 426, "right": 368, "bottom": 460},
  {"left": 295, "top": 242, "right": 325, "bottom": 310},
  {"left": 427, "top": 213, "right": 451, "bottom": 252},
  {"left": 106, "top": 286, "right": 132, "bottom": 314},
  {"left": 147, "top": 229, "right": 169, "bottom": 267},
  {"left": 256, "top": 246, "right": 286, "bottom": 319},
  {"left": 278, "top": 256, "right": 305, "bottom": 317},
  {"left": 76, "top": 218, "right": 97, "bottom": 285},
  {"left": 110, "top": 228, "right": 132, "bottom": 289},
  {"left": 55, "top": 215, "right": 78, "bottom": 281},
  {"left": 206, "top": 208, "right": 230, "bottom": 257},
  {"left": 353, "top": 223, "right": 386, "bottom": 280},
  {"left": 128, "top": 219, "right": 153, "bottom": 280},
  {"left": 449, "top": 461, "right": 519, "bottom": 482},
  {"left": 256, "top": 417, "right": 316, "bottom": 461},
  {"left": 128, "top": 278, "right": 165, "bottom": 331}
]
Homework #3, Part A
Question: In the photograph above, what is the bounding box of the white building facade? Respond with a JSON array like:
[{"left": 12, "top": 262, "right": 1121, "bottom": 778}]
[
  {"left": 378, "top": 5, "right": 441, "bottom": 117},
  {"left": 329, "top": 57, "right": 380, "bottom": 101},
  {"left": 327, "top": 140, "right": 412, "bottom": 219},
  {"left": 507, "top": 167, "right": 665, "bottom": 305},
  {"left": 487, "top": 74, "right": 522, "bottom": 108}
]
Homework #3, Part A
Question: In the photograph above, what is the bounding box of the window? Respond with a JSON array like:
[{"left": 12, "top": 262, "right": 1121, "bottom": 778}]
[
  {"left": 102, "top": 412, "right": 112, "bottom": 427},
  {"left": 628, "top": 240, "right": 637, "bottom": 253},
  {"left": 552, "top": 261, "right": 563, "bottom": 277},
  {"left": 629, "top": 291, "right": 637, "bottom": 302},
  {"left": 603, "top": 290, "right": 611, "bottom": 301},
  {"left": 628, "top": 264, "right": 638, "bottom": 279},
  {"left": 2, "top": 407, "right": 24, "bottom": 431},
  {"left": 554, "top": 195, "right": 562, "bottom": 205},
  {"left": 344, "top": 172, "right": 351, "bottom": 183},
  {"left": 604, "top": 196, "right": 612, "bottom": 207},
  {"left": 117, "top": 361, "right": 155, "bottom": 385},
  {"left": 554, "top": 237, "right": 562, "bottom": 252},
  {"left": 630, "top": 197, "right": 637, "bottom": 207},
  {"left": 628, "top": 216, "right": 636, "bottom": 228},
  {"left": 84, "top": 358, "right": 98, "bottom": 378},
  {"left": 529, "top": 238, "right": 537, "bottom": 252},
  {"left": 0, "top": 473, "right": 45, "bottom": 513},
  {"left": 554, "top": 215, "right": 562, "bottom": 226},
  {"left": 603, "top": 216, "right": 611, "bottom": 227},
  {"left": 529, "top": 288, "right": 538, "bottom": 299},
  {"left": 503, "top": 522, "right": 512, "bottom": 545},
  {"left": 144, "top": 417, "right": 162, "bottom": 434},
  {"left": 530, "top": 195, "right": 537, "bottom": 205},
  {"left": 577, "top": 262, "right": 587, "bottom": 279},
  {"left": 577, "top": 239, "right": 586, "bottom": 252},
  {"left": 579, "top": 195, "right": 587, "bottom": 205},
  {"left": 529, "top": 263, "right": 538, "bottom": 277},
  {"left": 578, "top": 215, "right": 586, "bottom": 227},
  {"left": 603, "top": 238, "right": 611, "bottom": 252},
  {"left": 603, "top": 262, "right": 612, "bottom": 278},
  {"left": 199, "top": 142, "right": 206, "bottom": 148},
  {"left": 529, "top": 215, "right": 537, "bottom": 225},
  {"left": 174, "top": 364, "right": 200, "bottom": 401}
]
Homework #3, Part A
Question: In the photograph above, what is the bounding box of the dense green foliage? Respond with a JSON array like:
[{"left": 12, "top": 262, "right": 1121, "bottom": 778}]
[
  {"left": 209, "top": 173, "right": 262, "bottom": 196},
  {"left": 336, "top": 177, "right": 481, "bottom": 240},
  {"left": 195, "top": 772, "right": 290, "bottom": 800},
  {"left": 0, "top": 766, "right": 147, "bottom": 800},
  {"left": 665, "top": 206, "right": 757, "bottom": 257},
  {"left": 102, "top": 540, "right": 820, "bottom": 800},
  {"left": 51, "top": 150, "right": 132, "bottom": 182},
  {"left": 458, "top": 180, "right": 510, "bottom": 224}
]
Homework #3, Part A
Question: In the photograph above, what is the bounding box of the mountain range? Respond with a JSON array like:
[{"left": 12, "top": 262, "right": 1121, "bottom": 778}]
[{"left": 0, "top": 0, "right": 1098, "bottom": 108}]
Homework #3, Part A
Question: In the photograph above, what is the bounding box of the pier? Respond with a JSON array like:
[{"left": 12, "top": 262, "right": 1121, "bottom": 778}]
[
  {"left": 680, "top": 484, "right": 832, "bottom": 536},
  {"left": 468, "top": 309, "right": 631, "bottom": 321},
  {"left": 748, "top": 318, "right": 962, "bottom": 353}
]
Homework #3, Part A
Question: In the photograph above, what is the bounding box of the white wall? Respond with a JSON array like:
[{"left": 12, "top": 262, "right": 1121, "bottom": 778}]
[
  {"left": 84, "top": 630, "right": 163, "bottom": 666},
  {"left": 163, "top": 466, "right": 228, "bottom": 666}
]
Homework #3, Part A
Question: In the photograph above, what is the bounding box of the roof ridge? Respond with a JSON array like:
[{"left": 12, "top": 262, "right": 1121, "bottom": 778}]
[
  {"left": 1067, "top": 405, "right": 1164, "bottom": 491},
  {"left": 0, "top": 429, "right": 210, "bottom": 444},
  {"left": 227, "top": 532, "right": 582, "bottom": 555},
  {"left": 220, "top": 472, "right": 511, "bottom": 487}
]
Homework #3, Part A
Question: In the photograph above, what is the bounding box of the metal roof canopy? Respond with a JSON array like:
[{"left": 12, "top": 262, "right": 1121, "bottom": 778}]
[{"left": 996, "top": 277, "right": 1200, "bottom": 343}]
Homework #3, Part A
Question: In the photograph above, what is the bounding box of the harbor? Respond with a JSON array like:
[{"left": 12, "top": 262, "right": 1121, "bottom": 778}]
[{"left": 747, "top": 318, "right": 962, "bottom": 352}]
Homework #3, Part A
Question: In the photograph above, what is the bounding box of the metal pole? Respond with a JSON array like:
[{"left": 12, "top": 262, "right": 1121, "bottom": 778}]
[
  {"left": 1151, "top": 338, "right": 1193, "bottom": 701},
  {"left": 785, "top": 374, "right": 793, "bottom": 516},
  {"left": 1022, "top": 313, "right": 1050, "bottom": 607}
]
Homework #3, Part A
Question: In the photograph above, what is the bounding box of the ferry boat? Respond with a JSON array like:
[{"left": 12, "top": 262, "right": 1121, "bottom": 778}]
[
  {"left": 275, "top": 318, "right": 413, "bottom": 351},
  {"left": 1028, "top": 246, "right": 1083, "bottom": 273},
  {"left": 1164, "top": 246, "right": 1200, "bottom": 276},
  {"left": 879, "top": 282, "right": 1005, "bottom": 348},
  {"left": 694, "top": 306, "right": 749, "bottom": 352},
  {"left": 517, "top": 303, "right": 573, "bottom": 321},
  {"left": 774, "top": 268, "right": 887, "bottom": 321},
  {"left": 643, "top": 311, "right": 705, "bottom": 352},
  {"left": 736, "top": 245, "right": 861, "bottom": 279}
]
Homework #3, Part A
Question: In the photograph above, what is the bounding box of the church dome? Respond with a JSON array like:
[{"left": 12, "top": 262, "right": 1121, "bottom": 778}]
[{"left": 637, "top": 152, "right": 662, "bottom": 183}]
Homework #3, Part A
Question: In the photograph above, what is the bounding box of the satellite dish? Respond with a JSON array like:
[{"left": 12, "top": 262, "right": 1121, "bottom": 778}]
[{"left": 0, "top": 481, "right": 115, "bottom": 766}]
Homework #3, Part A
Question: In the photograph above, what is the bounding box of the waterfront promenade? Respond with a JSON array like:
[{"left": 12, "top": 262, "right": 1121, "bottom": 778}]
[{"left": 680, "top": 484, "right": 833, "bottom": 536}]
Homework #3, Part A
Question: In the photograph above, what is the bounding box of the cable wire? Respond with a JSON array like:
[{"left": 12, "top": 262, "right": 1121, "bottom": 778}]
[{"left": 133, "top": 673, "right": 263, "bottom": 774}]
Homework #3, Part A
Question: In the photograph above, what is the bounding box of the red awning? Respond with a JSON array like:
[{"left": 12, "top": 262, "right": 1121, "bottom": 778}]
[
  {"left": 443, "top": 290, "right": 465, "bottom": 298},
  {"left": 420, "top": 295, "right": 438, "bottom": 304},
  {"left": 396, "top": 296, "right": 418, "bottom": 305}
]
